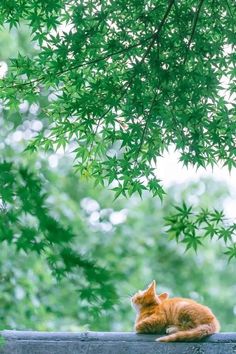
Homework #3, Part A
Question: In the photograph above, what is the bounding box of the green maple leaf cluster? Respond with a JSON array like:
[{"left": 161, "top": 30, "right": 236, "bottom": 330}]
[{"left": 165, "top": 202, "right": 236, "bottom": 260}]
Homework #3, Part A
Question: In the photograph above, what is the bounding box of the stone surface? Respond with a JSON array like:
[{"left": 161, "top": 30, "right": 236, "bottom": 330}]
[{"left": 0, "top": 331, "right": 236, "bottom": 354}]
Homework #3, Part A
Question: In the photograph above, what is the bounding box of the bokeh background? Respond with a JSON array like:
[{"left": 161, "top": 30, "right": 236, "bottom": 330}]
[{"left": 0, "top": 24, "right": 236, "bottom": 333}]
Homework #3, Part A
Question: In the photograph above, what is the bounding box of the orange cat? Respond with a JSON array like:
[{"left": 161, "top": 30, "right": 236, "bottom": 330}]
[{"left": 131, "top": 280, "right": 220, "bottom": 342}]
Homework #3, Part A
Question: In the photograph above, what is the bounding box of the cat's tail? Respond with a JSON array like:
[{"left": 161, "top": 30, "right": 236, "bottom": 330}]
[{"left": 156, "top": 322, "right": 220, "bottom": 342}]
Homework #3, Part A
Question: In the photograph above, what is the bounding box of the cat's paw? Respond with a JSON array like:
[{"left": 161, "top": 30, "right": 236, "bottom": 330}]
[
  {"left": 156, "top": 336, "right": 169, "bottom": 342},
  {"left": 166, "top": 326, "right": 179, "bottom": 334}
]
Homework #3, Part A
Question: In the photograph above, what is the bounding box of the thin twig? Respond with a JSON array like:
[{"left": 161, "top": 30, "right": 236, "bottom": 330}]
[
  {"left": 225, "top": 0, "right": 234, "bottom": 20},
  {"left": 183, "top": 0, "right": 205, "bottom": 64},
  {"left": 133, "top": 92, "right": 158, "bottom": 166},
  {"left": 173, "top": 2, "right": 187, "bottom": 45},
  {"left": 3, "top": 33, "right": 156, "bottom": 90}
]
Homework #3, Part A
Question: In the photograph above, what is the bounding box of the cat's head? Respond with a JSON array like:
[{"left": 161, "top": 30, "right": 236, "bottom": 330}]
[{"left": 131, "top": 280, "right": 169, "bottom": 312}]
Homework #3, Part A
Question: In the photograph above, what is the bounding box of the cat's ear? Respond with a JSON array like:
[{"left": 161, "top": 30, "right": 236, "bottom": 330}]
[
  {"left": 146, "top": 280, "right": 156, "bottom": 294},
  {"left": 158, "top": 292, "right": 169, "bottom": 301}
]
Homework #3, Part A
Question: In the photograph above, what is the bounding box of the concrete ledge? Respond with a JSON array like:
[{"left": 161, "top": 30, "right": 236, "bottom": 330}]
[{"left": 1, "top": 331, "right": 236, "bottom": 354}]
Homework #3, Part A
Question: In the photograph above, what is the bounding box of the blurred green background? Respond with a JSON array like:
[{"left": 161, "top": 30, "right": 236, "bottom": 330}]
[{"left": 0, "top": 24, "right": 235, "bottom": 333}]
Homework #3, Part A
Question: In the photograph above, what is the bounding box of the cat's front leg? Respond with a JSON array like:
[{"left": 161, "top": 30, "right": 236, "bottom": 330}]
[{"left": 135, "top": 315, "right": 165, "bottom": 334}]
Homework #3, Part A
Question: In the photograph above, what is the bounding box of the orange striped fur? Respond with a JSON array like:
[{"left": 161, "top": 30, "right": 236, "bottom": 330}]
[{"left": 131, "top": 280, "right": 220, "bottom": 342}]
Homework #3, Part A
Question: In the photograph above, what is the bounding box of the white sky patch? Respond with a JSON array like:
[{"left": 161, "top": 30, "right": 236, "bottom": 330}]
[
  {"left": 155, "top": 146, "right": 236, "bottom": 219},
  {"left": 156, "top": 148, "right": 236, "bottom": 187},
  {"left": 0, "top": 61, "right": 8, "bottom": 79}
]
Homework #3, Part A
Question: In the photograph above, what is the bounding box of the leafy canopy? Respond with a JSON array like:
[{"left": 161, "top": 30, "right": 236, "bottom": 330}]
[{"left": 0, "top": 0, "right": 235, "bottom": 197}]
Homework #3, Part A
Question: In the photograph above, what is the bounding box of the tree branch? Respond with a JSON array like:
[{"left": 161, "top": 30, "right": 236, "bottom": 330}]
[
  {"left": 225, "top": 0, "right": 234, "bottom": 20},
  {"left": 3, "top": 33, "right": 155, "bottom": 90},
  {"left": 183, "top": 0, "right": 205, "bottom": 64},
  {"left": 133, "top": 92, "right": 158, "bottom": 166}
]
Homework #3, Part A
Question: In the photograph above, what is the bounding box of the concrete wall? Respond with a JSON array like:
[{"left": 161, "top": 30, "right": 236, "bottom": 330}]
[{"left": 0, "top": 331, "right": 236, "bottom": 354}]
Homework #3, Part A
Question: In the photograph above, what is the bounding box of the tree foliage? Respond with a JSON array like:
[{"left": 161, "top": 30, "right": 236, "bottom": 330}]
[
  {"left": 165, "top": 204, "right": 236, "bottom": 254},
  {"left": 0, "top": 0, "right": 235, "bottom": 197},
  {"left": 0, "top": 160, "right": 117, "bottom": 311}
]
